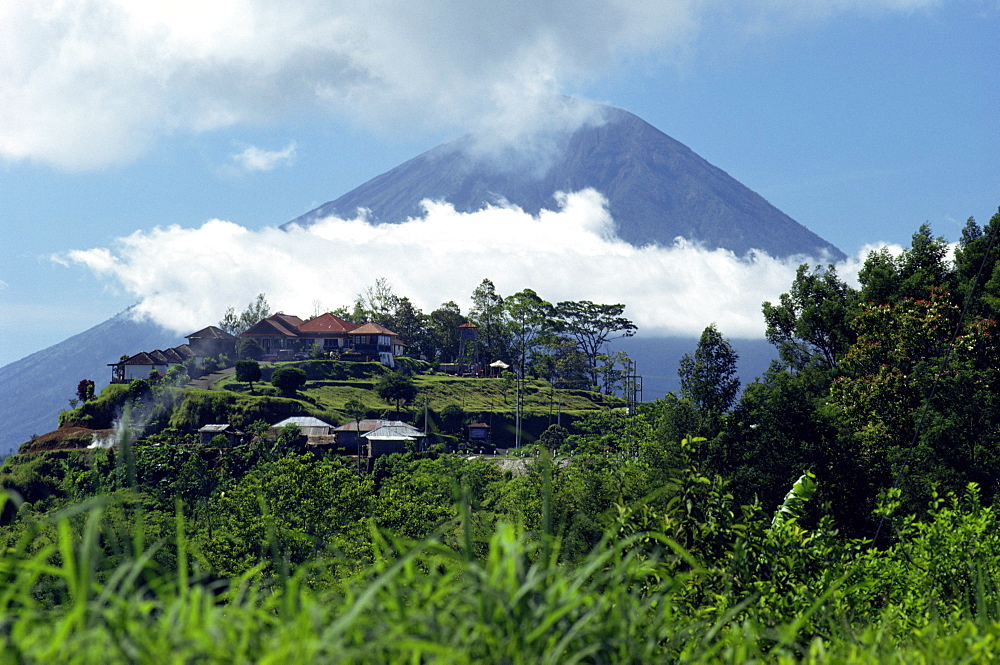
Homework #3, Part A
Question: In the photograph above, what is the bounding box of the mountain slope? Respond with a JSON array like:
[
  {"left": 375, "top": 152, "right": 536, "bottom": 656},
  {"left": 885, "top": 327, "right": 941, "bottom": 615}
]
[
  {"left": 0, "top": 310, "right": 182, "bottom": 455},
  {"left": 289, "top": 106, "right": 844, "bottom": 260}
]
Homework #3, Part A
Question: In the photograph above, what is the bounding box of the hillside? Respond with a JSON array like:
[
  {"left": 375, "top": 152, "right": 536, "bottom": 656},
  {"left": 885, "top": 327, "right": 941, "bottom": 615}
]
[{"left": 0, "top": 309, "right": 182, "bottom": 455}]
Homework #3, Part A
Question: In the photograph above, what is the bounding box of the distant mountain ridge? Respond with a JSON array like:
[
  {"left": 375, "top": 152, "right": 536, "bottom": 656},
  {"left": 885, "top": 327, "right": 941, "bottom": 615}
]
[{"left": 289, "top": 105, "right": 844, "bottom": 260}]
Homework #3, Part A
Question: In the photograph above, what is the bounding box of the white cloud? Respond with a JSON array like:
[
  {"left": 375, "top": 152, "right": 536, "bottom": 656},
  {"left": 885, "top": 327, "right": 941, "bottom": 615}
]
[
  {"left": 0, "top": 0, "right": 942, "bottom": 170},
  {"left": 61, "top": 190, "right": 877, "bottom": 339},
  {"left": 231, "top": 142, "right": 297, "bottom": 172}
]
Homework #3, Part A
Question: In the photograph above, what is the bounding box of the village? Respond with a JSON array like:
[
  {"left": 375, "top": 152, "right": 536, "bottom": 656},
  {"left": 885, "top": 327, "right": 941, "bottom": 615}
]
[{"left": 107, "top": 311, "right": 507, "bottom": 460}]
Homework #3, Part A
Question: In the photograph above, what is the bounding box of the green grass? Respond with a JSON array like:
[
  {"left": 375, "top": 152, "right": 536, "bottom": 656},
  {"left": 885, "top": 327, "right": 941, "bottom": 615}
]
[{"left": 5, "top": 489, "right": 1000, "bottom": 664}]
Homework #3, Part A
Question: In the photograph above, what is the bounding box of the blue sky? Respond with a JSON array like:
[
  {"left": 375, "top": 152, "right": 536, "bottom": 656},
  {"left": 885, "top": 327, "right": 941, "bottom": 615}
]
[{"left": 1, "top": 0, "right": 997, "bottom": 368}]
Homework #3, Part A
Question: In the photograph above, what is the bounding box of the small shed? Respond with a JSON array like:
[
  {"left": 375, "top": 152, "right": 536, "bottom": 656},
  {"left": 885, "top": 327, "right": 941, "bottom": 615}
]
[
  {"left": 271, "top": 416, "right": 336, "bottom": 446},
  {"left": 467, "top": 422, "right": 491, "bottom": 445},
  {"left": 270, "top": 416, "right": 334, "bottom": 437},
  {"left": 198, "top": 424, "right": 244, "bottom": 446}
]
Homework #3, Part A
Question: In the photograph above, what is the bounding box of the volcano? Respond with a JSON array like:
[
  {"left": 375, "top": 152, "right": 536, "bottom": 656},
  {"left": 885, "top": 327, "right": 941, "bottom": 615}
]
[{"left": 288, "top": 105, "right": 843, "bottom": 260}]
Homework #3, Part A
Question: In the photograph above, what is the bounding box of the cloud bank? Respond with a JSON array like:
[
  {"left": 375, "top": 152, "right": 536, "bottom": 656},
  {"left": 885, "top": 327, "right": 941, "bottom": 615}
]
[
  {"left": 61, "top": 190, "right": 878, "bottom": 339},
  {"left": 1, "top": 0, "right": 939, "bottom": 169}
]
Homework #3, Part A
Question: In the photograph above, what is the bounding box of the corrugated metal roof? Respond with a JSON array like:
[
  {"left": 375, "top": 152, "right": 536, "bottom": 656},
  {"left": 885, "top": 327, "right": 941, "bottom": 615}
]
[
  {"left": 272, "top": 416, "right": 334, "bottom": 429},
  {"left": 363, "top": 424, "right": 425, "bottom": 440},
  {"left": 333, "top": 419, "right": 407, "bottom": 433},
  {"left": 198, "top": 424, "right": 243, "bottom": 434}
]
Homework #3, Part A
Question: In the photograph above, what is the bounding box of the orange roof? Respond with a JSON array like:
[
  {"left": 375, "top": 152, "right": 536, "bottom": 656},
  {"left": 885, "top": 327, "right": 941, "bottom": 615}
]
[
  {"left": 298, "top": 313, "right": 360, "bottom": 334},
  {"left": 349, "top": 322, "right": 398, "bottom": 336}
]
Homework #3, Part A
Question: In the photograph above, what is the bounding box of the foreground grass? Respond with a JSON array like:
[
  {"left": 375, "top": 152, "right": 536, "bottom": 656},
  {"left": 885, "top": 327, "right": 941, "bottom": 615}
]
[{"left": 4, "top": 489, "right": 1000, "bottom": 664}]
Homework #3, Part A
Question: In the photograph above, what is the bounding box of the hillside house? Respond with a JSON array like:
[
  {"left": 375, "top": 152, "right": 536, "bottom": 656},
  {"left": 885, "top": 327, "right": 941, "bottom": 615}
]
[
  {"left": 240, "top": 314, "right": 305, "bottom": 358},
  {"left": 239, "top": 313, "right": 405, "bottom": 366},
  {"left": 185, "top": 326, "right": 237, "bottom": 359},
  {"left": 347, "top": 322, "right": 406, "bottom": 367},
  {"left": 363, "top": 422, "right": 427, "bottom": 457},
  {"left": 295, "top": 313, "right": 359, "bottom": 353},
  {"left": 270, "top": 416, "right": 336, "bottom": 446},
  {"left": 109, "top": 325, "right": 235, "bottom": 383},
  {"left": 334, "top": 419, "right": 421, "bottom": 454}
]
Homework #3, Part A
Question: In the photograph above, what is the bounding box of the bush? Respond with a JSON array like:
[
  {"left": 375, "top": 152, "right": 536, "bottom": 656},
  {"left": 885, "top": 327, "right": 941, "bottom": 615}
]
[
  {"left": 235, "top": 360, "right": 262, "bottom": 389},
  {"left": 237, "top": 338, "right": 265, "bottom": 361},
  {"left": 271, "top": 367, "right": 307, "bottom": 396}
]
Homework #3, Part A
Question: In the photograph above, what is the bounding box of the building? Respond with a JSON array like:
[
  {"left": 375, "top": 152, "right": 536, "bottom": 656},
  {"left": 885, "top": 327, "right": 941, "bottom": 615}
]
[
  {"left": 363, "top": 422, "right": 427, "bottom": 457},
  {"left": 109, "top": 325, "right": 234, "bottom": 383},
  {"left": 240, "top": 314, "right": 305, "bottom": 358},
  {"left": 270, "top": 416, "right": 336, "bottom": 446},
  {"left": 347, "top": 322, "right": 406, "bottom": 367},
  {"left": 333, "top": 419, "right": 422, "bottom": 455},
  {"left": 197, "top": 423, "right": 245, "bottom": 446},
  {"left": 295, "top": 313, "right": 359, "bottom": 354},
  {"left": 239, "top": 313, "right": 405, "bottom": 366},
  {"left": 185, "top": 326, "right": 237, "bottom": 359}
]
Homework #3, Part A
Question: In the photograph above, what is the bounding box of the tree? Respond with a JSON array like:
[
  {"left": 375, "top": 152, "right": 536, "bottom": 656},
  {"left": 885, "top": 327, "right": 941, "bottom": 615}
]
[
  {"left": 220, "top": 293, "right": 272, "bottom": 336},
  {"left": 552, "top": 300, "right": 637, "bottom": 388},
  {"left": 427, "top": 301, "right": 465, "bottom": 363},
  {"left": 531, "top": 335, "right": 590, "bottom": 389},
  {"left": 356, "top": 277, "right": 400, "bottom": 327},
  {"left": 76, "top": 379, "right": 95, "bottom": 403},
  {"left": 538, "top": 424, "right": 569, "bottom": 451},
  {"left": 858, "top": 224, "right": 953, "bottom": 306},
  {"left": 504, "top": 289, "right": 552, "bottom": 379},
  {"left": 439, "top": 404, "right": 467, "bottom": 434},
  {"left": 271, "top": 367, "right": 307, "bottom": 397},
  {"left": 470, "top": 278, "right": 510, "bottom": 362},
  {"left": 762, "top": 264, "right": 857, "bottom": 371},
  {"left": 376, "top": 371, "right": 417, "bottom": 414},
  {"left": 678, "top": 324, "right": 740, "bottom": 418},
  {"left": 235, "top": 360, "right": 262, "bottom": 391},
  {"left": 829, "top": 291, "right": 1000, "bottom": 516},
  {"left": 390, "top": 297, "right": 429, "bottom": 357}
]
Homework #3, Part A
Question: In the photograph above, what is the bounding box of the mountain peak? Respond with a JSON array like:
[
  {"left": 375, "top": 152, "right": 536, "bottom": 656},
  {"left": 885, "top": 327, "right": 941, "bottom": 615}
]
[{"left": 288, "top": 105, "right": 844, "bottom": 260}]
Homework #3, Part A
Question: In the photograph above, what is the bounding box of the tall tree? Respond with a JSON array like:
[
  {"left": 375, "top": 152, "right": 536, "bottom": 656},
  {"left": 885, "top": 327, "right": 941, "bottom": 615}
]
[
  {"left": 504, "top": 289, "right": 552, "bottom": 379},
  {"left": 235, "top": 360, "right": 261, "bottom": 391},
  {"left": 678, "top": 324, "right": 740, "bottom": 417},
  {"left": 376, "top": 371, "right": 417, "bottom": 414},
  {"left": 552, "top": 300, "right": 636, "bottom": 388},
  {"left": 469, "top": 278, "right": 510, "bottom": 363},
  {"left": 762, "top": 264, "right": 857, "bottom": 371},
  {"left": 356, "top": 277, "right": 400, "bottom": 327},
  {"left": 390, "top": 297, "right": 428, "bottom": 357},
  {"left": 830, "top": 291, "right": 1000, "bottom": 517},
  {"left": 219, "top": 293, "right": 272, "bottom": 336},
  {"left": 858, "top": 224, "right": 953, "bottom": 306},
  {"left": 427, "top": 301, "right": 465, "bottom": 363}
]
